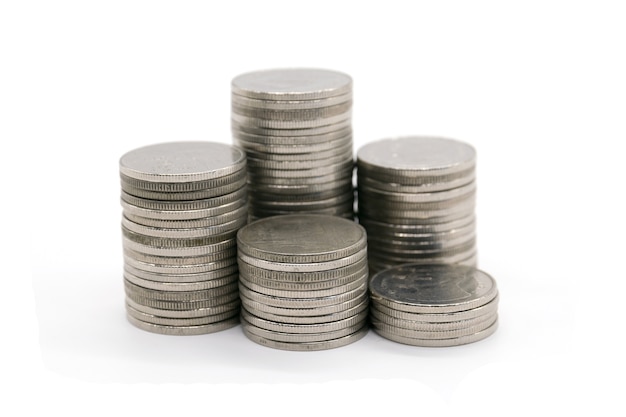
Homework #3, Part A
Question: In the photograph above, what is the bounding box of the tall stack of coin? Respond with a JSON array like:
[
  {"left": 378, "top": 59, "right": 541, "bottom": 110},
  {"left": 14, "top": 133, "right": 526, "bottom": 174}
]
[
  {"left": 236, "top": 214, "right": 369, "bottom": 350},
  {"left": 231, "top": 68, "right": 354, "bottom": 221},
  {"left": 369, "top": 264, "right": 499, "bottom": 347},
  {"left": 119, "top": 142, "right": 248, "bottom": 335},
  {"left": 356, "top": 136, "right": 477, "bottom": 273}
]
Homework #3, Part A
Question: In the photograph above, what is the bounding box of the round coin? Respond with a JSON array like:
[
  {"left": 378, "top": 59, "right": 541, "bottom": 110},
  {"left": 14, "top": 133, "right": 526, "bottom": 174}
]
[
  {"left": 120, "top": 142, "right": 246, "bottom": 183},
  {"left": 369, "top": 264, "right": 498, "bottom": 314}
]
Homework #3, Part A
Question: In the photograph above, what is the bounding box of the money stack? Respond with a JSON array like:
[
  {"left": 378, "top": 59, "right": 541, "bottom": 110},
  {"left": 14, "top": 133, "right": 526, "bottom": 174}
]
[
  {"left": 119, "top": 142, "right": 248, "bottom": 335},
  {"left": 356, "top": 136, "right": 477, "bottom": 273},
  {"left": 231, "top": 68, "right": 355, "bottom": 221},
  {"left": 236, "top": 214, "right": 369, "bottom": 350},
  {"left": 369, "top": 264, "right": 499, "bottom": 347}
]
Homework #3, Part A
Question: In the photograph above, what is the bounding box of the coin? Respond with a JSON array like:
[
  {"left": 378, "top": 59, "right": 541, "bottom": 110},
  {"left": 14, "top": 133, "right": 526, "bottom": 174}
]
[
  {"left": 237, "top": 214, "right": 366, "bottom": 263},
  {"left": 120, "top": 142, "right": 246, "bottom": 183},
  {"left": 126, "top": 314, "right": 239, "bottom": 336},
  {"left": 356, "top": 136, "right": 476, "bottom": 179},
  {"left": 231, "top": 68, "right": 352, "bottom": 100},
  {"left": 241, "top": 324, "right": 367, "bottom": 351},
  {"left": 373, "top": 319, "right": 498, "bottom": 347}
]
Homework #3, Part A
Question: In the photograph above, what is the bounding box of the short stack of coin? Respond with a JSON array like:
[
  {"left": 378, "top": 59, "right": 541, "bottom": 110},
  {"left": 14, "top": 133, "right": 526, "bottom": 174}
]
[
  {"left": 356, "top": 136, "right": 477, "bottom": 273},
  {"left": 119, "top": 141, "right": 248, "bottom": 335},
  {"left": 369, "top": 264, "right": 499, "bottom": 347},
  {"left": 236, "top": 214, "right": 369, "bottom": 350},
  {"left": 231, "top": 68, "right": 355, "bottom": 221}
]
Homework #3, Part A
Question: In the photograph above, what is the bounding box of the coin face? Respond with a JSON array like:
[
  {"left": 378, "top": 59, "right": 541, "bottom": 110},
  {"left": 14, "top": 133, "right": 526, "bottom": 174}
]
[
  {"left": 237, "top": 214, "right": 366, "bottom": 262},
  {"left": 119, "top": 141, "right": 246, "bottom": 182},
  {"left": 369, "top": 264, "right": 497, "bottom": 313},
  {"left": 357, "top": 136, "right": 476, "bottom": 177},
  {"left": 231, "top": 68, "right": 352, "bottom": 100}
]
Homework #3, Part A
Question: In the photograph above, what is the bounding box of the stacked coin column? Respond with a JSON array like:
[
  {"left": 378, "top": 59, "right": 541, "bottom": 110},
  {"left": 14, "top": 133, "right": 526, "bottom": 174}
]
[
  {"left": 231, "top": 68, "right": 354, "bottom": 221},
  {"left": 119, "top": 142, "right": 248, "bottom": 335},
  {"left": 369, "top": 264, "right": 499, "bottom": 347},
  {"left": 356, "top": 136, "right": 477, "bottom": 273},
  {"left": 236, "top": 214, "right": 369, "bottom": 351}
]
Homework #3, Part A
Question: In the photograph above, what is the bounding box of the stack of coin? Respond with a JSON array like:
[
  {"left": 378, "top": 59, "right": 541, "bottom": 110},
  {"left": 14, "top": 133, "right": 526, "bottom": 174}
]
[
  {"left": 356, "top": 136, "right": 477, "bottom": 273},
  {"left": 119, "top": 141, "right": 248, "bottom": 335},
  {"left": 231, "top": 68, "right": 354, "bottom": 221},
  {"left": 236, "top": 214, "right": 369, "bottom": 350},
  {"left": 369, "top": 264, "right": 499, "bottom": 347}
]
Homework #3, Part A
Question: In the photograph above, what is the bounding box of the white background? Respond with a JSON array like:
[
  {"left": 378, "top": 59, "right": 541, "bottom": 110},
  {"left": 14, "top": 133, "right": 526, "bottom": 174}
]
[{"left": 2, "top": 1, "right": 625, "bottom": 415}]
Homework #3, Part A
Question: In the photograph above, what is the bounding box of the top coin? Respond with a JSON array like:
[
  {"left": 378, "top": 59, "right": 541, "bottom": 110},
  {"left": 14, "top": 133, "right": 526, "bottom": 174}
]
[
  {"left": 237, "top": 214, "right": 366, "bottom": 263},
  {"left": 369, "top": 264, "right": 497, "bottom": 314},
  {"left": 232, "top": 68, "right": 352, "bottom": 101},
  {"left": 119, "top": 142, "right": 247, "bottom": 183},
  {"left": 357, "top": 136, "right": 476, "bottom": 177}
]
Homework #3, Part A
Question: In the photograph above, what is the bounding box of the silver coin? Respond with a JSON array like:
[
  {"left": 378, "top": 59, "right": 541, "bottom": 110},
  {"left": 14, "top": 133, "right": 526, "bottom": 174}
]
[
  {"left": 122, "top": 204, "right": 248, "bottom": 229},
  {"left": 367, "top": 247, "right": 477, "bottom": 265},
  {"left": 231, "top": 68, "right": 352, "bottom": 101},
  {"left": 120, "top": 142, "right": 246, "bottom": 183},
  {"left": 121, "top": 198, "right": 246, "bottom": 222},
  {"left": 245, "top": 149, "right": 353, "bottom": 171},
  {"left": 122, "top": 227, "right": 237, "bottom": 247},
  {"left": 240, "top": 291, "right": 368, "bottom": 317},
  {"left": 235, "top": 137, "right": 353, "bottom": 158},
  {"left": 241, "top": 307, "right": 368, "bottom": 334},
  {"left": 239, "top": 282, "right": 367, "bottom": 309},
  {"left": 367, "top": 237, "right": 476, "bottom": 256},
  {"left": 124, "top": 246, "right": 238, "bottom": 265},
  {"left": 237, "top": 214, "right": 366, "bottom": 263},
  {"left": 239, "top": 140, "right": 353, "bottom": 162},
  {"left": 231, "top": 92, "right": 352, "bottom": 110},
  {"left": 372, "top": 313, "right": 497, "bottom": 339},
  {"left": 246, "top": 158, "right": 354, "bottom": 179},
  {"left": 119, "top": 169, "right": 247, "bottom": 192},
  {"left": 120, "top": 187, "right": 247, "bottom": 211},
  {"left": 249, "top": 178, "right": 352, "bottom": 196},
  {"left": 127, "top": 314, "right": 239, "bottom": 336},
  {"left": 239, "top": 272, "right": 366, "bottom": 298},
  {"left": 241, "top": 317, "right": 367, "bottom": 343},
  {"left": 126, "top": 304, "right": 240, "bottom": 327},
  {"left": 232, "top": 118, "right": 352, "bottom": 138},
  {"left": 126, "top": 296, "right": 240, "bottom": 319},
  {"left": 232, "top": 111, "right": 350, "bottom": 130},
  {"left": 249, "top": 184, "right": 352, "bottom": 203},
  {"left": 237, "top": 256, "right": 368, "bottom": 282},
  {"left": 239, "top": 265, "right": 367, "bottom": 291},
  {"left": 244, "top": 298, "right": 369, "bottom": 325},
  {"left": 248, "top": 193, "right": 353, "bottom": 211},
  {"left": 371, "top": 305, "right": 497, "bottom": 331},
  {"left": 356, "top": 137, "right": 475, "bottom": 178},
  {"left": 373, "top": 295, "right": 499, "bottom": 323},
  {"left": 373, "top": 319, "right": 498, "bottom": 347},
  {"left": 124, "top": 263, "right": 239, "bottom": 283},
  {"left": 357, "top": 171, "right": 475, "bottom": 193},
  {"left": 124, "top": 271, "right": 238, "bottom": 292},
  {"left": 124, "top": 255, "right": 236, "bottom": 275},
  {"left": 232, "top": 101, "right": 351, "bottom": 121},
  {"left": 126, "top": 290, "right": 240, "bottom": 310},
  {"left": 124, "top": 279, "right": 238, "bottom": 302},
  {"left": 122, "top": 236, "right": 237, "bottom": 257},
  {"left": 369, "top": 264, "right": 498, "bottom": 314},
  {"left": 358, "top": 204, "right": 475, "bottom": 223},
  {"left": 360, "top": 217, "right": 475, "bottom": 239},
  {"left": 357, "top": 167, "right": 475, "bottom": 188},
  {"left": 358, "top": 181, "right": 476, "bottom": 203},
  {"left": 233, "top": 126, "right": 351, "bottom": 145},
  {"left": 121, "top": 175, "right": 247, "bottom": 201},
  {"left": 358, "top": 190, "right": 476, "bottom": 211},
  {"left": 242, "top": 323, "right": 367, "bottom": 351},
  {"left": 122, "top": 215, "right": 246, "bottom": 239}
]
